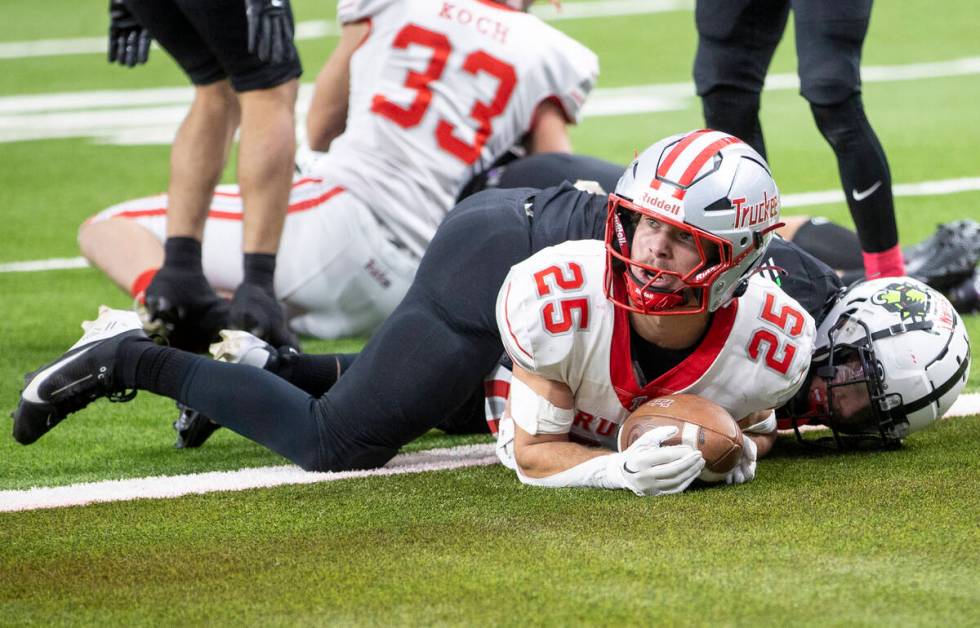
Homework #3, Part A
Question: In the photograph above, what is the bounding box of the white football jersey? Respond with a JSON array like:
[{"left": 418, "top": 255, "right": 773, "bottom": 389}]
[
  {"left": 496, "top": 240, "right": 816, "bottom": 450},
  {"left": 315, "top": 0, "right": 598, "bottom": 257}
]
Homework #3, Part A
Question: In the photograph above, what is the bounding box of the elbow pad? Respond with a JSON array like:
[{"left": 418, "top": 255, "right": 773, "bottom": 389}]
[{"left": 508, "top": 375, "right": 575, "bottom": 435}]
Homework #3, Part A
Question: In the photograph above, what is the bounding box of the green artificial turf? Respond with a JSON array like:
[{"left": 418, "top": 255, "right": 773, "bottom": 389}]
[
  {"left": 2, "top": 418, "right": 978, "bottom": 625},
  {"left": 1, "top": 0, "right": 979, "bottom": 624}
]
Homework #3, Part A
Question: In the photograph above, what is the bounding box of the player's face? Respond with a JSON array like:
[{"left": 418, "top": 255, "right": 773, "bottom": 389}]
[
  {"left": 804, "top": 355, "right": 874, "bottom": 429},
  {"left": 629, "top": 216, "right": 703, "bottom": 291}
]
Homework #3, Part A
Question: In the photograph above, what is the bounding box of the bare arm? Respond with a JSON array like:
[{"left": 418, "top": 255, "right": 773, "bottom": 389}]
[
  {"left": 507, "top": 366, "right": 704, "bottom": 496},
  {"left": 522, "top": 100, "right": 572, "bottom": 155},
  {"left": 510, "top": 366, "right": 609, "bottom": 479},
  {"left": 737, "top": 409, "right": 778, "bottom": 459},
  {"left": 306, "top": 20, "right": 370, "bottom": 152}
]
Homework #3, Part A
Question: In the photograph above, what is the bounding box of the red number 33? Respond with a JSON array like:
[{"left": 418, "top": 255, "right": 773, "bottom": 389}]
[{"left": 370, "top": 24, "right": 517, "bottom": 165}]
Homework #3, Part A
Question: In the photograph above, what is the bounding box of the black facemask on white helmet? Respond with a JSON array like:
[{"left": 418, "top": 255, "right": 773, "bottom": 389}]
[
  {"left": 784, "top": 277, "right": 971, "bottom": 447},
  {"left": 604, "top": 129, "right": 782, "bottom": 315}
]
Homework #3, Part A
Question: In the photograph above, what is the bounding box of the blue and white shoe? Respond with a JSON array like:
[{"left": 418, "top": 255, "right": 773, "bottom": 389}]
[{"left": 12, "top": 306, "right": 147, "bottom": 444}]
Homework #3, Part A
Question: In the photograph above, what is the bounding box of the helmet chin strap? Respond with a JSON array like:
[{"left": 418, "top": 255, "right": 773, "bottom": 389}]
[{"left": 623, "top": 270, "right": 687, "bottom": 312}]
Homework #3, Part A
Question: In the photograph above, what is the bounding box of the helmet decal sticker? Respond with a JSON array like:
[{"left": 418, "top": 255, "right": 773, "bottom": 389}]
[{"left": 870, "top": 282, "right": 930, "bottom": 323}]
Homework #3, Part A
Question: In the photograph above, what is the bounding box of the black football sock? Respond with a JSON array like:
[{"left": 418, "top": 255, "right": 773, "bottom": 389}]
[
  {"left": 242, "top": 252, "right": 276, "bottom": 295},
  {"left": 278, "top": 353, "right": 358, "bottom": 396}
]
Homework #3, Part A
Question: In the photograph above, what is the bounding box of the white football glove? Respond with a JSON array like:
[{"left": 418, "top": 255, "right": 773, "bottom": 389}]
[
  {"left": 725, "top": 433, "right": 758, "bottom": 485},
  {"left": 609, "top": 426, "right": 705, "bottom": 496},
  {"left": 209, "top": 329, "right": 275, "bottom": 368}
]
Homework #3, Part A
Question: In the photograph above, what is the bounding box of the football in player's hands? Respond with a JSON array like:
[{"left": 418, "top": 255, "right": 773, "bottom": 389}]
[{"left": 617, "top": 394, "right": 743, "bottom": 482}]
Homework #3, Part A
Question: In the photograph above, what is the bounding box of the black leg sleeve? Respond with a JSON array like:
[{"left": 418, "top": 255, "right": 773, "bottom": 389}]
[
  {"left": 307, "top": 195, "right": 534, "bottom": 471},
  {"left": 810, "top": 94, "right": 898, "bottom": 253},
  {"left": 701, "top": 86, "right": 767, "bottom": 159},
  {"left": 179, "top": 359, "right": 323, "bottom": 470},
  {"left": 118, "top": 341, "right": 324, "bottom": 469}
]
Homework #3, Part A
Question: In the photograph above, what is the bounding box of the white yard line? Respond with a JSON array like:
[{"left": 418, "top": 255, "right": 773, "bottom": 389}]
[
  {"left": 0, "top": 443, "right": 499, "bottom": 513},
  {"left": 3, "top": 176, "right": 980, "bottom": 274},
  {"left": 1, "top": 394, "right": 977, "bottom": 513},
  {"left": 3, "top": 55, "right": 980, "bottom": 145},
  {"left": 0, "top": 1, "right": 691, "bottom": 60}
]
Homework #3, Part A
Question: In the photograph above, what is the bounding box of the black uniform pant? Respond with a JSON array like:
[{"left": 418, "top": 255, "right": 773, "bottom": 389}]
[
  {"left": 143, "top": 191, "right": 538, "bottom": 471},
  {"left": 694, "top": 0, "right": 897, "bottom": 255},
  {"left": 125, "top": 0, "right": 301, "bottom": 90}
]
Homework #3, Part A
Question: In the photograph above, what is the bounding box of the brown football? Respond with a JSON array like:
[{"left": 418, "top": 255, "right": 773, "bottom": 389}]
[{"left": 617, "top": 394, "right": 743, "bottom": 480}]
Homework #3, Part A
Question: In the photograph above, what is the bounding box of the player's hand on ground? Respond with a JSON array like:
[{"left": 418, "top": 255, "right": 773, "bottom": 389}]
[
  {"left": 612, "top": 426, "right": 705, "bottom": 496},
  {"left": 229, "top": 282, "right": 300, "bottom": 350},
  {"left": 725, "top": 433, "right": 758, "bottom": 485},
  {"left": 108, "top": 0, "right": 150, "bottom": 67},
  {"left": 245, "top": 0, "right": 295, "bottom": 64}
]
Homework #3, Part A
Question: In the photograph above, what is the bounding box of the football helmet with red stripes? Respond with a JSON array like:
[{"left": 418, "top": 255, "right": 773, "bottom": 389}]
[
  {"left": 784, "top": 277, "right": 971, "bottom": 445},
  {"left": 605, "top": 129, "right": 781, "bottom": 315}
]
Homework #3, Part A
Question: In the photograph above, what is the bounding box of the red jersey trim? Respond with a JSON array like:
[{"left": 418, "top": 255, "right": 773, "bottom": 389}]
[
  {"left": 608, "top": 275, "right": 739, "bottom": 409},
  {"left": 112, "top": 186, "right": 345, "bottom": 222}
]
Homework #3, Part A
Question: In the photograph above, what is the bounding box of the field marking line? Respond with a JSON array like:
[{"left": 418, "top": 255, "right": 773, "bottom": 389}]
[
  {"left": 0, "top": 0, "right": 690, "bottom": 60},
  {"left": 1, "top": 394, "right": 977, "bottom": 513},
  {"left": 3, "top": 176, "right": 980, "bottom": 274},
  {"left": 2, "top": 56, "right": 979, "bottom": 145},
  {"left": 0, "top": 443, "right": 499, "bottom": 513}
]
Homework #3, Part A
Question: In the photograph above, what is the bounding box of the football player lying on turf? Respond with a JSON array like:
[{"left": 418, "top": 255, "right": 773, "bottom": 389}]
[
  {"left": 15, "top": 131, "right": 803, "bottom": 495},
  {"left": 196, "top": 138, "right": 973, "bottom": 457},
  {"left": 78, "top": 0, "right": 597, "bottom": 348},
  {"left": 13, "top": 132, "right": 971, "bottom": 496}
]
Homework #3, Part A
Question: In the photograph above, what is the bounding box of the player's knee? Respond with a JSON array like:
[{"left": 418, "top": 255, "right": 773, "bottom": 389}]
[
  {"left": 809, "top": 93, "right": 870, "bottom": 150},
  {"left": 701, "top": 87, "right": 761, "bottom": 140},
  {"left": 77, "top": 217, "right": 117, "bottom": 261}
]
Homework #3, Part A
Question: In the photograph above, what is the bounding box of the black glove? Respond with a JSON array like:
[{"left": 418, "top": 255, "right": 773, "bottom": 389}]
[
  {"left": 229, "top": 282, "right": 300, "bottom": 350},
  {"left": 108, "top": 0, "right": 151, "bottom": 67},
  {"left": 245, "top": 0, "right": 296, "bottom": 64}
]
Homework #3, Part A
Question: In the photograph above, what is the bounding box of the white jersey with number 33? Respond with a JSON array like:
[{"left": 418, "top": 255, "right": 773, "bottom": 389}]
[
  {"left": 496, "top": 240, "right": 816, "bottom": 450},
  {"left": 317, "top": 0, "right": 598, "bottom": 257}
]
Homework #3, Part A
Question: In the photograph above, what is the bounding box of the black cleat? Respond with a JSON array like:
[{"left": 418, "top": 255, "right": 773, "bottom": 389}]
[
  {"left": 904, "top": 220, "right": 980, "bottom": 291},
  {"left": 13, "top": 306, "right": 146, "bottom": 445},
  {"left": 947, "top": 269, "right": 980, "bottom": 314},
  {"left": 173, "top": 402, "right": 221, "bottom": 449}
]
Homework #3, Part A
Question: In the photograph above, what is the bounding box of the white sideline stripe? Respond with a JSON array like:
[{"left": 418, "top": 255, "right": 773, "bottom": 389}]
[
  {"left": 2, "top": 394, "right": 978, "bottom": 513},
  {"left": 0, "top": 443, "right": 499, "bottom": 513},
  {"left": 2, "top": 56, "right": 980, "bottom": 145},
  {"left": 781, "top": 177, "right": 980, "bottom": 208},
  {"left": 0, "top": 1, "right": 690, "bottom": 60},
  {"left": 0, "top": 257, "right": 89, "bottom": 272},
  {"left": 3, "top": 175, "right": 980, "bottom": 274}
]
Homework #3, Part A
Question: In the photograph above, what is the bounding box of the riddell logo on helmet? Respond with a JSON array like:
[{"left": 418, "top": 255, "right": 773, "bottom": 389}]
[
  {"left": 639, "top": 192, "right": 682, "bottom": 216},
  {"left": 732, "top": 192, "right": 779, "bottom": 228}
]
